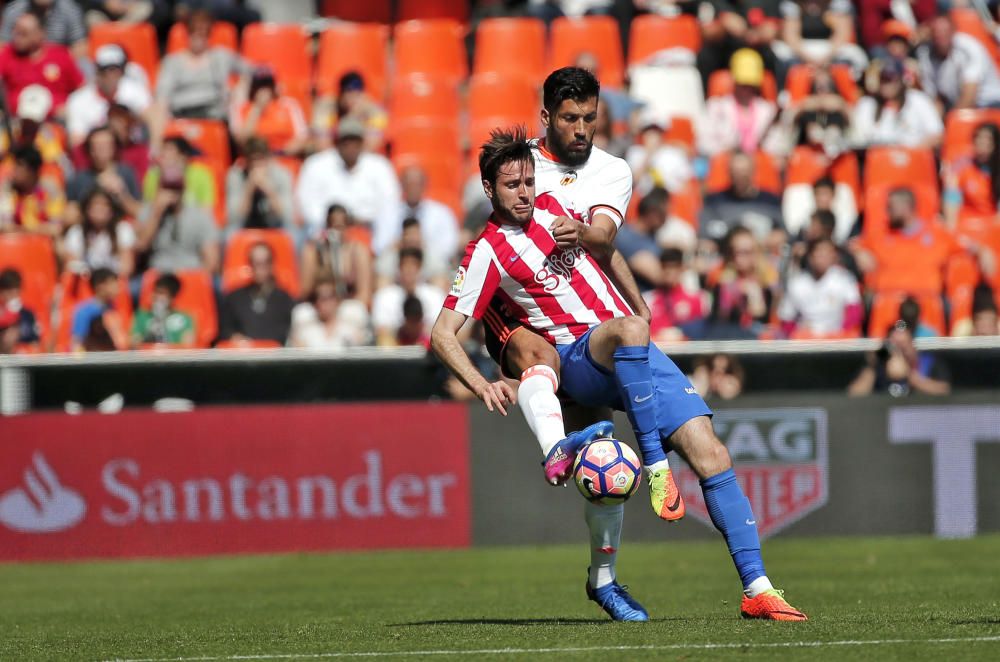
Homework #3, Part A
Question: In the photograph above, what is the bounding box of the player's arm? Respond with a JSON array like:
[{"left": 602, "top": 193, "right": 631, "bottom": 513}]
[
  {"left": 431, "top": 307, "right": 515, "bottom": 415},
  {"left": 604, "top": 248, "right": 651, "bottom": 323}
]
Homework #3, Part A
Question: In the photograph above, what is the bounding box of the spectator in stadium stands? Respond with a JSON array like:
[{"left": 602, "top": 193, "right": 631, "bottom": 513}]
[
  {"left": 225, "top": 136, "right": 294, "bottom": 237},
  {"left": 789, "top": 67, "right": 850, "bottom": 156},
  {"left": 625, "top": 110, "right": 693, "bottom": 196},
  {"left": 704, "top": 225, "right": 778, "bottom": 339},
  {"left": 106, "top": 102, "right": 151, "bottom": 180},
  {"left": 0, "top": 268, "right": 40, "bottom": 347},
  {"left": 372, "top": 247, "right": 445, "bottom": 347},
  {"left": 790, "top": 209, "right": 859, "bottom": 278},
  {"left": 230, "top": 66, "right": 308, "bottom": 156},
  {"left": 877, "top": 21, "right": 922, "bottom": 89},
  {"left": 775, "top": 0, "right": 868, "bottom": 75},
  {"left": 373, "top": 165, "right": 459, "bottom": 268},
  {"left": 0, "top": 0, "right": 87, "bottom": 58},
  {"left": 396, "top": 295, "right": 430, "bottom": 348},
  {"left": 0, "top": 307, "right": 19, "bottom": 354},
  {"left": 848, "top": 320, "right": 950, "bottom": 397},
  {"left": 943, "top": 123, "right": 1000, "bottom": 226},
  {"left": 782, "top": 174, "right": 856, "bottom": 244},
  {"left": 0, "top": 84, "right": 72, "bottom": 193},
  {"left": 300, "top": 203, "right": 374, "bottom": 306},
  {"left": 62, "top": 188, "right": 136, "bottom": 277},
  {"left": 176, "top": 0, "right": 260, "bottom": 33},
  {"left": 898, "top": 295, "right": 937, "bottom": 339},
  {"left": 591, "top": 93, "right": 630, "bottom": 159},
  {"left": 135, "top": 138, "right": 219, "bottom": 273},
  {"left": 971, "top": 286, "right": 1000, "bottom": 336},
  {"left": 70, "top": 267, "right": 127, "bottom": 352},
  {"left": 154, "top": 8, "right": 246, "bottom": 126},
  {"left": 574, "top": 51, "right": 638, "bottom": 130},
  {"left": 289, "top": 274, "right": 371, "bottom": 349},
  {"left": 695, "top": 0, "right": 781, "bottom": 85},
  {"left": 313, "top": 71, "right": 387, "bottom": 153},
  {"left": 652, "top": 186, "right": 697, "bottom": 254},
  {"left": 645, "top": 247, "right": 706, "bottom": 342},
  {"left": 66, "top": 44, "right": 152, "bottom": 148},
  {"left": 84, "top": 0, "right": 160, "bottom": 28},
  {"left": 690, "top": 353, "right": 745, "bottom": 400},
  {"left": 616, "top": 188, "right": 670, "bottom": 292},
  {"left": 0, "top": 12, "right": 83, "bottom": 119},
  {"left": 0, "top": 145, "right": 65, "bottom": 235},
  {"left": 66, "top": 126, "right": 142, "bottom": 223},
  {"left": 142, "top": 135, "right": 215, "bottom": 211},
  {"left": 699, "top": 150, "right": 784, "bottom": 247},
  {"left": 296, "top": 117, "right": 400, "bottom": 236},
  {"left": 917, "top": 13, "right": 1000, "bottom": 110},
  {"left": 219, "top": 242, "right": 295, "bottom": 345},
  {"left": 130, "top": 273, "right": 195, "bottom": 348},
  {"left": 778, "top": 237, "right": 861, "bottom": 338},
  {"left": 857, "top": 2, "right": 935, "bottom": 53},
  {"left": 852, "top": 58, "right": 943, "bottom": 149},
  {"left": 853, "top": 187, "right": 965, "bottom": 299},
  {"left": 376, "top": 217, "right": 449, "bottom": 290},
  {"left": 698, "top": 48, "right": 778, "bottom": 157}
]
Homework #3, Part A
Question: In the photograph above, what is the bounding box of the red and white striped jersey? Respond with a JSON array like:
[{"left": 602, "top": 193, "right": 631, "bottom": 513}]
[
  {"left": 443, "top": 192, "right": 634, "bottom": 345},
  {"left": 532, "top": 138, "right": 633, "bottom": 228}
]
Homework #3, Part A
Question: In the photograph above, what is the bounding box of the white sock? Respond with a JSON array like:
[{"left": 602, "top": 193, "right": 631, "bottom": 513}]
[
  {"left": 585, "top": 500, "right": 624, "bottom": 589},
  {"left": 644, "top": 458, "right": 671, "bottom": 476},
  {"left": 518, "top": 365, "right": 566, "bottom": 457},
  {"left": 744, "top": 576, "right": 774, "bottom": 598}
]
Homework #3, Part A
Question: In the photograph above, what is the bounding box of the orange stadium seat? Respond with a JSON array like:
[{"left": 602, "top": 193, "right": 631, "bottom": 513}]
[
  {"left": 628, "top": 15, "right": 701, "bottom": 66},
  {"left": 398, "top": 0, "right": 469, "bottom": 22},
  {"left": 473, "top": 18, "right": 547, "bottom": 83},
  {"left": 942, "top": 108, "right": 1000, "bottom": 163},
  {"left": 670, "top": 178, "right": 703, "bottom": 227},
  {"left": 316, "top": 23, "right": 390, "bottom": 99},
  {"left": 868, "top": 292, "right": 946, "bottom": 337},
  {"left": 550, "top": 16, "right": 625, "bottom": 88},
  {"left": 89, "top": 22, "right": 159, "bottom": 85},
  {"left": 706, "top": 151, "right": 781, "bottom": 194},
  {"left": 166, "top": 21, "right": 238, "bottom": 53},
  {"left": 216, "top": 338, "right": 282, "bottom": 349},
  {"left": 864, "top": 147, "right": 937, "bottom": 189},
  {"left": 55, "top": 272, "right": 133, "bottom": 352},
  {"left": 320, "top": 0, "right": 391, "bottom": 23},
  {"left": 223, "top": 230, "right": 300, "bottom": 297},
  {"left": 241, "top": 23, "right": 312, "bottom": 86},
  {"left": 165, "top": 119, "right": 231, "bottom": 167},
  {"left": 945, "top": 253, "right": 981, "bottom": 333},
  {"left": 394, "top": 20, "right": 468, "bottom": 84},
  {"left": 786, "top": 146, "right": 862, "bottom": 208},
  {"left": 707, "top": 69, "right": 778, "bottom": 102},
  {"left": 951, "top": 8, "right": 1000, "bottom": 66},
  {"left": 785, "top": 64, "right": 860, "bottom": 105},
  {"left": 0, "top": 234, "right": 56, "bottom": 344},
  {"left": 389, "top": 75, "right": 461, "bottom": 123},
  {"left": 139, "top": 269, "right": 218, "bottom": 348},
  {"left": 665, "top": 116, "right": 696, "bottom": 154},
  {"left": 391, "top": 119, "right": 462, "bottom": 162},
  {"left": 468, "top": 73, "right": 541, "bottom": 146},
  {"left": 862, "top": 182, "right": 940, "bottom": 238}
]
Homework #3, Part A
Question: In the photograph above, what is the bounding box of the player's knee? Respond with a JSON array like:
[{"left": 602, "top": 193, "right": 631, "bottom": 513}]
[{"left": 615, "top": 315, "right": 650, "bottom": 346}]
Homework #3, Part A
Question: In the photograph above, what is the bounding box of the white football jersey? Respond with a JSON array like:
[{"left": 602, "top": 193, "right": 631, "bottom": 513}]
[{"left": 531, "top": 138, "right": 633, "bottom": 229}]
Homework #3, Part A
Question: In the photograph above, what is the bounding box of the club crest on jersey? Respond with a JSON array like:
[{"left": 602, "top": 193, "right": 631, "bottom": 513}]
[
  {"left": 560, "top": 171, "right": 578, "bottom": 186},
  {"left": 534, "top": 247, "right": 584, "bottom": 292},
  {"left": 450, "top": 267, "right": 466, "bottom": 296}
]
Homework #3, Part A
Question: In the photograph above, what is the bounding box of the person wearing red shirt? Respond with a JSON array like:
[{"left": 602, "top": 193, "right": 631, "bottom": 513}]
[
  {"left": 646, "top": 248, "right": 706, "bottom": 341},
  {"left": 0, "top": 12, "right": 82, "bottom": 119}
]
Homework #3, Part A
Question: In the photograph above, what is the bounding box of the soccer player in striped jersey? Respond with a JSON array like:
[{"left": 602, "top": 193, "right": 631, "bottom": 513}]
[{"left": 431, "top": 128, "right": 807, "bottom": 622}]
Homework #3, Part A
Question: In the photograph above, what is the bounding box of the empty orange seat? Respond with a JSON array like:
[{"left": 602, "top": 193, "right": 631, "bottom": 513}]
[
  {"left": 785, "top": 64, "right": 860, "bottom": 105},
  {"left": 319, "top": 0, "right": 391, "bottom": 23},
  {"left": 670, "top": 178, "right": 703, "bottom": 228},
  {"left": 550, "top": 16, "right": 624, "bottom": 88},
  {"left": 391, "top": 119, "right": 462, "bottom": 162},
  {"left": 629, "top": 15, "right": 701, "bottom": 66},
  {"left": 89, "top": 22, "right": 159, "bottom": 85},
  {"left": 951, "top": 9, "right": 1000, "bottom": 65},
  {"left": 785, "top": 146, "right": 862, "bottom": 208},
  {"left": 468, "top": 73, "right": 539, "bottom": 125},
  {"left": 223, "top": 229, "right": 300, "bottom": 297},
  {"left": 473, "top": 18, "right": 546, "bottom": 84},
  {"left": 389, "top": 75, "right": 461, "bottom": 123},
  {"left": 398, "top": 0, "right": 469, "bottom": 22},
  {"left": 864, "top": 146, "right": 937, "bottom": 188},
  {"left": 707, "top": 69, "right": 778, "bottom": 102},
  {"left": 394, "top": 20, "right": 467, "bottom": 84},
  {"left": 166, "top": 21, "right": 238, "bottom": 53},
  {"left": 942, "top": 108, "right": 1000, "bottom": 163},
  {"left": 241, "top": 23, "right": 312, "bottom": 86},
  {"left": 139, "top": 269, "right": 218, "bottom": 348},
  {"left": 868, "top": 292, "right": 946, "bottom": 337},
  {"left": 316, "top": 23, "right": 390, "bottom": 99},
  {"left": 706, "top": 151, "right": 781, "bottom": 194}
]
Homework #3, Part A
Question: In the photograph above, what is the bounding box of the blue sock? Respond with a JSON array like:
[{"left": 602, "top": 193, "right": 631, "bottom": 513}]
[
  {"left": 613, "top": 345, "right": 666, "bottom": 465},
  {"left": 701, "top": 468, "right": 765, "bottom": 589}
]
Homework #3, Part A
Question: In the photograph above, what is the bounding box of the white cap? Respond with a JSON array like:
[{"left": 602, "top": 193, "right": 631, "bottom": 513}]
[
  {"left": 636, "top": 106, "right": 670, "bottom": 131},
  {"left": 95, "top": 43, "right": 127, "bottom": 69},
  {"left": 17, "top": 85, "right": 52, "bottom": 123}
]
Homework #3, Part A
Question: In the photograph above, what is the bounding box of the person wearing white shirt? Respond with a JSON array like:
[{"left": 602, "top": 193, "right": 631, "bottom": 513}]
[
  {"left": 295, "top": 117, "right": 401, "bottom": 235},
  {"left": 373, "top": 164, "right": 459, "bottom": 264},
  {"left": 917, "top": 15, "right": 1000, "bottom": 110},
  {"left": 371, "top": 247, "right": 445, "bottom": 346},
  {"left": 625, "top": 115, "right": 693, "bottom": 198},
  {"left": 853, "top": 59, "right": 943, "bottom": 149},
  {"left": 778, "top": 237, "right": 862, "bottom": 337},
  {"left": 66, "top": 44, "right": 151, "bottom": 146},
  {"left": 289, "top": 275, "right": 371, "bottom": 350}
]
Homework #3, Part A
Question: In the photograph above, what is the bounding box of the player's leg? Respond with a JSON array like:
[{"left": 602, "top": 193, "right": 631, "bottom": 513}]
[
  {"left": 585, "top": 316, "right": 683, "bottom": 521},
  {"left": 668, "top": 416, "right": 807, "bottom": 621}
]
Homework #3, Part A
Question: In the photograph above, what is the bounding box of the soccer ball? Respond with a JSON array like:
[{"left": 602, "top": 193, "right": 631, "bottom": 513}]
[{"left": 573, "top": 438, "right": 642, "bottom": 505}]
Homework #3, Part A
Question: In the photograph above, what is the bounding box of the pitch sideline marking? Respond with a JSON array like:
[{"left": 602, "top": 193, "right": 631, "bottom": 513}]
[{"left": 103, "top": 635, "right": 1000, "bottom": 661}]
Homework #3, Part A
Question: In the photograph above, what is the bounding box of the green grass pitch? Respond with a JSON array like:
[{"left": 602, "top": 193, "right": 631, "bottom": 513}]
[{"left": 2, "top": 535, "right": 999, "bottom": 661}]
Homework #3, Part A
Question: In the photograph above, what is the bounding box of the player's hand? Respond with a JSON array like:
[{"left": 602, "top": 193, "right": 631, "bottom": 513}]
[
  {"left": 551, "top": 216, "right": 585, "bottom": 250},
  {"left": 475, "top": 380, "right": 516, "bottom": 416}
]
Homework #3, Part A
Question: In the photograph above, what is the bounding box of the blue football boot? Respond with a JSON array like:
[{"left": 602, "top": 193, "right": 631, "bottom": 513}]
[
  {"left": 586, "top": 578, "right": 650, "bottom": 622},
  {"left": 542, "top": 420, "right": 615, "bottom": 485}
]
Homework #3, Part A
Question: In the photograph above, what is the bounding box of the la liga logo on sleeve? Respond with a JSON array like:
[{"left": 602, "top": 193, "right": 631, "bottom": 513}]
[{"left": 450, "top": 267, "right": 466, "bottom": 297}]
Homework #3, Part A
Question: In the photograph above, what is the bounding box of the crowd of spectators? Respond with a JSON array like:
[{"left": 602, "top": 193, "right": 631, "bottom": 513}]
[{"left": 1, "top": 0, "right": 1000, "bottom": 390}]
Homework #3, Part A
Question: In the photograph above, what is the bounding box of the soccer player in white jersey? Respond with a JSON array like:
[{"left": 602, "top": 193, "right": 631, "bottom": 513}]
[{"left": 431, "top": 127, "right": 807, "bottom": 622}]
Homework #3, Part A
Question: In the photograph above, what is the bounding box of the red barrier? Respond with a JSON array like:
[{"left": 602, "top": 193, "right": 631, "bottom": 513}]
[{"left": 0, "top": 403, "right": 470, "bottom": 561}]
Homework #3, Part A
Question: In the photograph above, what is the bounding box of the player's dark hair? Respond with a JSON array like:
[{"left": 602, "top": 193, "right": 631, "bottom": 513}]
[
  {"left": 399, "top": 246, "right": 424, "bottom": 266},
  {"left": 13, "top": 144, "right": 42, "bottom": 172},
  {"left": 0, "top": 268, "right": 21, "bottom": 290},
  {"left": 154, "top": 273, "right": 182, "bottom": 298},
  {"left": 90, "top": 267, "right": 117, "bottom": 288},
  {"left": 543, "top": 67, "right": 600, "bottom": 112},
  {"left": 660, "top": 247, "right": 684, "bottom": 265},
  {"left": 478, "top": 125, "right": 534, "bottom": 189},
  {"left": 638, "top": 187, "right": 670, "bottom": 217}
]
